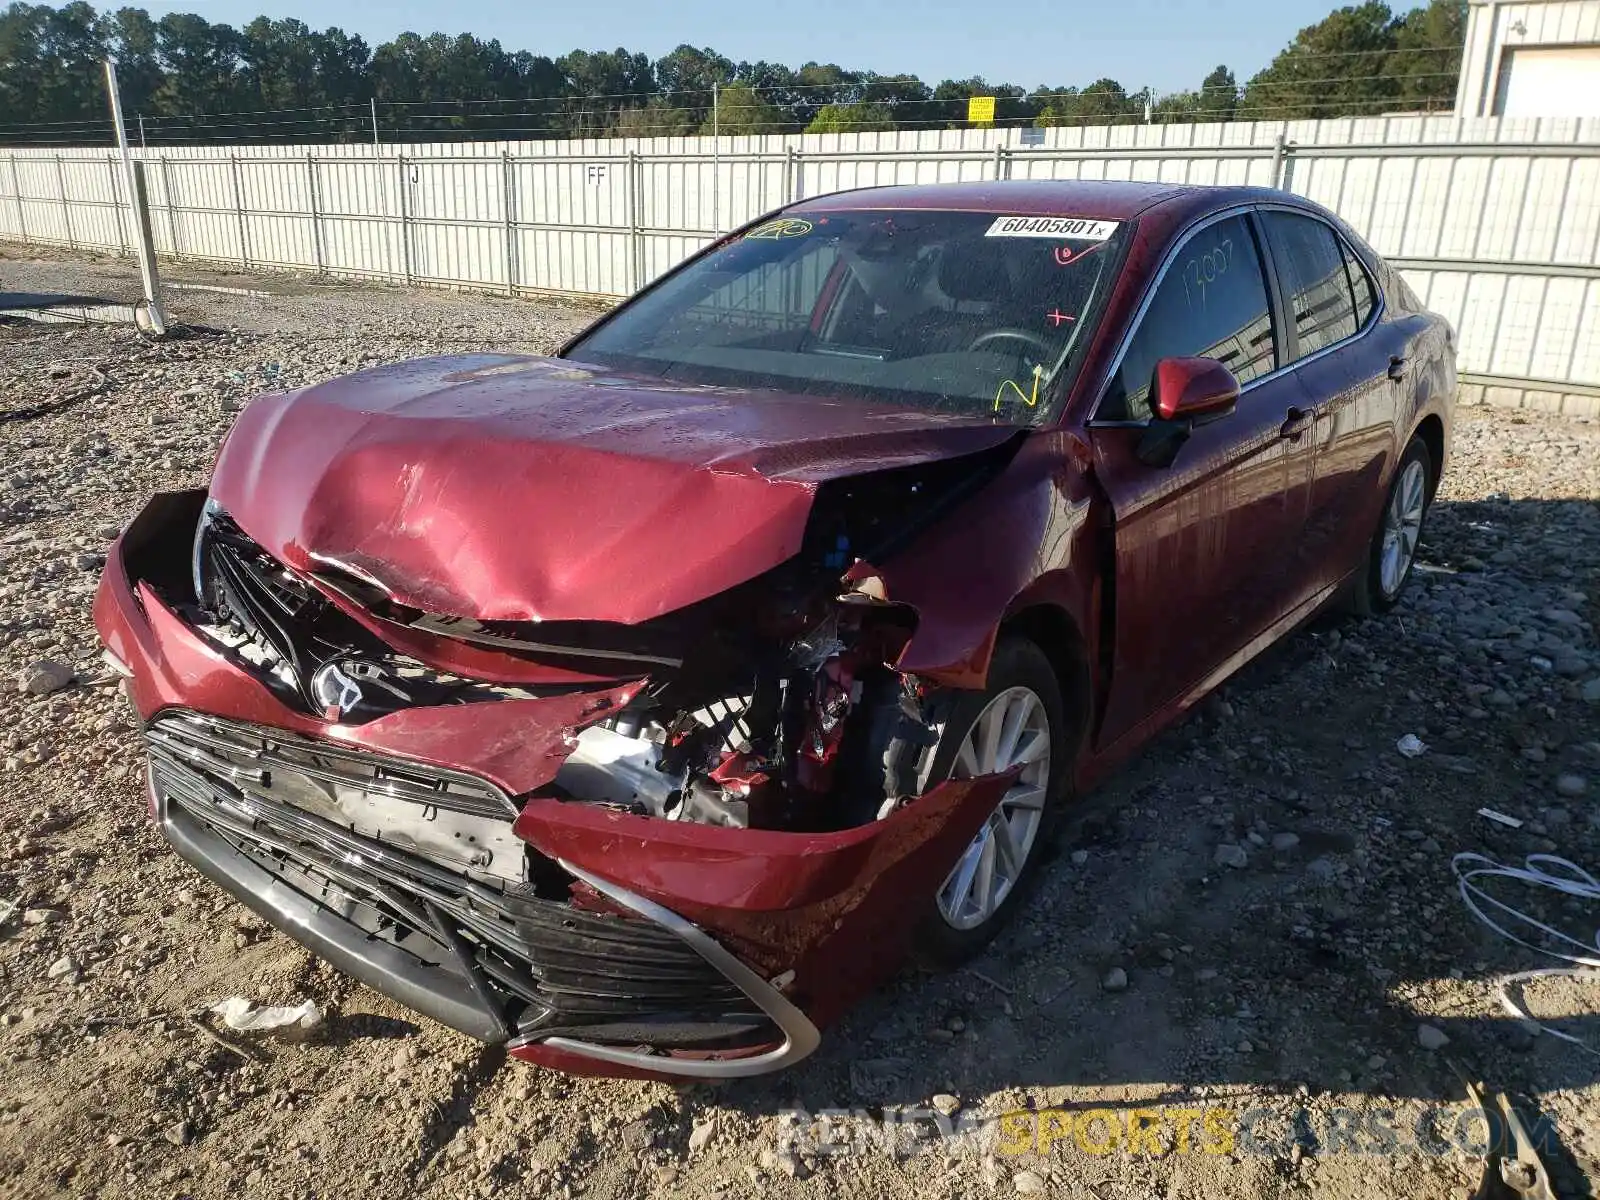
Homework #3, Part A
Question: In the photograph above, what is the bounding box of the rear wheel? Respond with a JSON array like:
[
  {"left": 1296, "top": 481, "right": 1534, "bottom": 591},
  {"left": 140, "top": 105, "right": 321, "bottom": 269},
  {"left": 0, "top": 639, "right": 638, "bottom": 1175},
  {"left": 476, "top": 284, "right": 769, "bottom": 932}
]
[
  {"left": 1349, "top": 436, "right": 1432, "bottom": 617},
  {"left": 913, "top": 638, "right": 1070, "bottom": 965}
]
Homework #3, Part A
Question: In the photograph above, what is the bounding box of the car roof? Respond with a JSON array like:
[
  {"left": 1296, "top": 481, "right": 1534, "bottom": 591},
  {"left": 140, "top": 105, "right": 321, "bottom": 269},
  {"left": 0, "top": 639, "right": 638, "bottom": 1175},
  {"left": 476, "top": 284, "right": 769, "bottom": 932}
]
[{"left": 794, "top": 179, "right": 1287, "bottom": 222}]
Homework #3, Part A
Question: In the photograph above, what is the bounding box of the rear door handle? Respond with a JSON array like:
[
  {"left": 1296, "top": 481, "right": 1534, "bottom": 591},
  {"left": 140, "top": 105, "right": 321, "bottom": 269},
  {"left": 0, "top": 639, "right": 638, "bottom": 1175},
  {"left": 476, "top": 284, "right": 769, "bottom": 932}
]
[
  {"left": 1388, "top": 355, "right": 1410, "bottom": 382},
  {"left": 1280, "top": 407, "right": 1313, "bottom": 440}
]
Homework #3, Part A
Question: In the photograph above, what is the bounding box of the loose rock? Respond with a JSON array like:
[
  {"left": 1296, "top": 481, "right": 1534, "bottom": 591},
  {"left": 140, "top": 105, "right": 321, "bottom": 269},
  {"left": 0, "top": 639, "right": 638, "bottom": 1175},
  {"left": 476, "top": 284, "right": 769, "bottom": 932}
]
[
  {"left": 1014, "top": 1170, "right": 1048, "bottom": 1195},
  {"left": 17, "top": 660, "right": 74, "bottom": 696},
  {"left": 1214, "top": 843, "right": 1249, "bottom": 869}
]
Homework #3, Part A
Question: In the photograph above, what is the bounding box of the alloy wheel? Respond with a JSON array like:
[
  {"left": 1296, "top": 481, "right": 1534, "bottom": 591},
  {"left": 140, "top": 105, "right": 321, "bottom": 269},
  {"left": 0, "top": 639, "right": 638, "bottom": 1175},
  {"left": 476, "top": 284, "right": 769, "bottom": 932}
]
[
  {"left": 936, "top": 686, "right": 1052, "bottom": 931},
  {"left": 1379, "top": 459, "right": 1427, "bottom": 599}
]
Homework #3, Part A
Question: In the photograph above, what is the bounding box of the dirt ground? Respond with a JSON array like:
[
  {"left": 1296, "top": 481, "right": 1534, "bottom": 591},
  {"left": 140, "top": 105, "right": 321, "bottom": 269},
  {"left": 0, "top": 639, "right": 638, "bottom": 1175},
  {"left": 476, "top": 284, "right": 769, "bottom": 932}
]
[{"left": 1, "top": 245, "right": 1598, "bottom": 1200}]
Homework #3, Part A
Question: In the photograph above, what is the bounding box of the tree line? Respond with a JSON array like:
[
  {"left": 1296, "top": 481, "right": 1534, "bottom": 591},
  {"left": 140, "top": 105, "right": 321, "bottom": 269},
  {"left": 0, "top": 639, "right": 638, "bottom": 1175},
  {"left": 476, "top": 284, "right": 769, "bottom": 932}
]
[{"left": 0, "top": 1, "right": 1465, "bottom": 144}]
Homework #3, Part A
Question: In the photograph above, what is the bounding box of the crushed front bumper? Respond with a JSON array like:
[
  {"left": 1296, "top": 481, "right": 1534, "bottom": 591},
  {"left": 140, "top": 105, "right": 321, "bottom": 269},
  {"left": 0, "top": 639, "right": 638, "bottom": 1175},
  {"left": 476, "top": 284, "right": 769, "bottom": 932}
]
[
  {"left": 100, "top": 492, "right": 1012, "bottom": 1078},
  {"left": 145, "top": 710, "right": 819, "bottom": 1075}
]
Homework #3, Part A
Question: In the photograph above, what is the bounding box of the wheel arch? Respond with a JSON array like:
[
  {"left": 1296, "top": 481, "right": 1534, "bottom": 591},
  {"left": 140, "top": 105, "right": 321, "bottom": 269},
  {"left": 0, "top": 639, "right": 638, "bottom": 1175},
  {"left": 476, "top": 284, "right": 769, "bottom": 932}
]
[
  {"left": 1412, "top": 412, "right": 1446, "bottom": 500},
  {"left": 998, "top": 604, "right": 1092, "bottom": 759}
]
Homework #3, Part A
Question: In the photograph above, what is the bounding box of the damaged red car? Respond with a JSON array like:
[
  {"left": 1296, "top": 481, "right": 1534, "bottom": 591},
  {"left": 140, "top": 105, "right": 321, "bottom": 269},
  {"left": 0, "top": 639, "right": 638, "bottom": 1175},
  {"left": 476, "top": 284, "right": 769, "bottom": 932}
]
[{"left": 96, "top": 180, "right": 1455, "bottom": 1078}]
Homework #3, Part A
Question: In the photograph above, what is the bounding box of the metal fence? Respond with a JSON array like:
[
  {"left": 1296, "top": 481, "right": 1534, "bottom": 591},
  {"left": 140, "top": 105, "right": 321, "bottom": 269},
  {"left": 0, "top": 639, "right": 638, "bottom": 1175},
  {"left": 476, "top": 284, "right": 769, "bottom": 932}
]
[{"left": 2, "top": 116, "right": 1598, "bottom": 415}]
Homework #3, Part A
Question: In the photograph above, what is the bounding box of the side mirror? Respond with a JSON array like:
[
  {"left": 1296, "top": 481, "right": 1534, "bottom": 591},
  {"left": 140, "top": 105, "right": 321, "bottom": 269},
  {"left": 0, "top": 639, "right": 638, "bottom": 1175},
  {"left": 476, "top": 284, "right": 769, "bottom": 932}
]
[
  {"left": 1137, "top": 357, "right": 1242, "bottom": 468},
  {"left": 1153, "top": 356, "right": 1240, "bottom": 423}
]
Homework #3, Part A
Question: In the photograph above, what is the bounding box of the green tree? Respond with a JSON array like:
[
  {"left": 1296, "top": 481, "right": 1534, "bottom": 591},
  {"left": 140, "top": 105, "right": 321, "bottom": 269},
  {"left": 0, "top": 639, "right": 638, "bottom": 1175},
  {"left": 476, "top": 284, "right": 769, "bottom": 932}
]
[
  {"left": 1152, "top": 90, "right": 1202, "bottom": 123},
  {"left": 154, "top": 12, "right": 244, "bottom": 117},
  {"left": 557, "top": 46, "right": 652, "bottom": 134},
  {"left": 1241, "top": 3, "right": 1400, "bottom": 121},
  {"left": 702, "top": 81, "right": 783, "bottom": 135},
  {"left": 36, "top": 2, "right": 108, "bottom": 124},
  {"left": 1036, "top": 78, "right": 1138, "bottom": 126},
  {"left": 240, "top": 17, "right": 322, "bottom": 110},
  {"left": 0, "top": 1, "right": 1468, "bottom": 145},
  {"left": 805, "top": 100, "right": 895, "bottom": 133},
  {"left": 858, "top": 72, "right": 929, "bottom": 126},
  {"left": 654, "top": 43, "right": 732, "bottom": 125},
  {"left": 104, "top": 7, "right": 165, "bottom": 117},
  {"left": 1390, "top": 0, "right": 1466, "bottom": 107},
  {"left": 312, "top": 28, "right": 372, "bottom": 106},
  {"left": 1199, "top": 65, "right": 1238, "bottom": 120},
  {"left": 0, "top": 4, "right": 53, "bottom": 126},
  {"left": 612, "top": 97, "right": 696, "bottom": 138}
]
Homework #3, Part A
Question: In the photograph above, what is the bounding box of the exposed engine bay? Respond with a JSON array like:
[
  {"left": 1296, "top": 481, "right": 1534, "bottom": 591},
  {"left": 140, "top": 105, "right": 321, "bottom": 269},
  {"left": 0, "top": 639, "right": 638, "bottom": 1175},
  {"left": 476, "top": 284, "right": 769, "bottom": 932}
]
[{"left": 135, "top": 441, "right": 1019, "bottom": 836}]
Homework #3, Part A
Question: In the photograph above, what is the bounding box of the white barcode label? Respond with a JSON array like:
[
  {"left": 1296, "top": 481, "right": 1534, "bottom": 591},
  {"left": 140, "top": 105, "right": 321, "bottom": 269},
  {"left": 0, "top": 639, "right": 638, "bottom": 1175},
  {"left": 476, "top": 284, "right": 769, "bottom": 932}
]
[{"left": 984, "top": 216, "right": 1119, "bottom": 241}]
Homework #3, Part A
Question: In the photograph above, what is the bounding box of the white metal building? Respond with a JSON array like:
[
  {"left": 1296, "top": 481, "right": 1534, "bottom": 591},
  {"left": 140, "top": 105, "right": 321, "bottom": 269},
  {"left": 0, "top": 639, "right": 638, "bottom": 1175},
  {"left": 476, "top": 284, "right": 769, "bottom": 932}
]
[{"left": 1455, "top": 0, "right": 1600, "bottom": 116}]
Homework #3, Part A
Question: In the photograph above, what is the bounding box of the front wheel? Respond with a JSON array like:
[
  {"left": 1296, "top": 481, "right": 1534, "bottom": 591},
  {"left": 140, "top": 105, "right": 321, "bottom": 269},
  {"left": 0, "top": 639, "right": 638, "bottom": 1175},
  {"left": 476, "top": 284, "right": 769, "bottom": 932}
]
[
  {"left": 914, "top": 638, "right": 1070, "bottom": 965},
  {"left": 1349, "top": 436, "right": 1432, "bottom": 617}
]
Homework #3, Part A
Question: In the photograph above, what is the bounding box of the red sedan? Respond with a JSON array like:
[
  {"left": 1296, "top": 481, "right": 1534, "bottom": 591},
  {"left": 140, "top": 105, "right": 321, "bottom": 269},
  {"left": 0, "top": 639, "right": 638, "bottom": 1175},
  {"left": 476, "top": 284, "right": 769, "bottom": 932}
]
[{"left": 96, "top": 180, "right": 1454, "bottom": 1079}]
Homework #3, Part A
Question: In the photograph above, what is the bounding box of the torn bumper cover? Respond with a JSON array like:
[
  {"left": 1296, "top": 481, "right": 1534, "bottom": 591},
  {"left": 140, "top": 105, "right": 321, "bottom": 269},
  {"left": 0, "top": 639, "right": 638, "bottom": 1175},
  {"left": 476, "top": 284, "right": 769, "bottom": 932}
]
[{"left": 98, "top": 492, "right": 1013, "bottom": 1078}]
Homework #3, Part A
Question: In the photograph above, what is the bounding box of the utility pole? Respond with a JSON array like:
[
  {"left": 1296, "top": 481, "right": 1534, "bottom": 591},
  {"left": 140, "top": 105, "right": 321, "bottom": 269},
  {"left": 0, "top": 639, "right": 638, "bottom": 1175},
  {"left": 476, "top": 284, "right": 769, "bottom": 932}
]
[
  {"left": 104, "top": 59, "right": 167, "bottom": 336},
  {"left": 370, "top": 97, "right": 399, "bottom": 281},
  {"left": 711, "top": 82, "right": 720, "bottom": 235},
  {"left": 137, "top": 114, "right": 146, "bottom": 148}
]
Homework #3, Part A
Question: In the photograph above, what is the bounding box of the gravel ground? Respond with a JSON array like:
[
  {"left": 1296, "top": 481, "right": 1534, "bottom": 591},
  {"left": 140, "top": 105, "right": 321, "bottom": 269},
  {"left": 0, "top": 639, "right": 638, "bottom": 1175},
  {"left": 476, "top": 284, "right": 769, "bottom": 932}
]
[{"left": 1, "top": 245, "right": 1598, "bottom": 1200}]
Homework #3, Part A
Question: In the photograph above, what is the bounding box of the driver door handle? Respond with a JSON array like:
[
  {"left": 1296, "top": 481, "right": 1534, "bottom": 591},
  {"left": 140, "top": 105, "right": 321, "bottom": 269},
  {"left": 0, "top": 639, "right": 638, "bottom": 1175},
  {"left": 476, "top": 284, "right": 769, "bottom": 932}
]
[{"left": 1280, "top": 407, "right": 1313, "bottom": 440}]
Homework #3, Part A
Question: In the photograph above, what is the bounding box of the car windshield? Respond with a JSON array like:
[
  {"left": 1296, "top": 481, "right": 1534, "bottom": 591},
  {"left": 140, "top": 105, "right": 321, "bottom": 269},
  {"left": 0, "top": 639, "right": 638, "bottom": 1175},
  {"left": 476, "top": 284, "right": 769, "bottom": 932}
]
[{"left": 565, "top": 209, "right": 1129, "bottom": 424}]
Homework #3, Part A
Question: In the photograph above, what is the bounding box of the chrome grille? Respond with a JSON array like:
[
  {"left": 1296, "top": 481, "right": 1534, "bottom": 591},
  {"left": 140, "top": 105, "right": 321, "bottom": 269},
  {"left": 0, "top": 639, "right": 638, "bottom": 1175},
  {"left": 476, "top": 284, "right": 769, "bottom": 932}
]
[
  {"left": 148, "top": 710, "right": 517, "bottom": 820},
  {"left": 146, "top": 713, "right": 768, "bottom": 1046}
]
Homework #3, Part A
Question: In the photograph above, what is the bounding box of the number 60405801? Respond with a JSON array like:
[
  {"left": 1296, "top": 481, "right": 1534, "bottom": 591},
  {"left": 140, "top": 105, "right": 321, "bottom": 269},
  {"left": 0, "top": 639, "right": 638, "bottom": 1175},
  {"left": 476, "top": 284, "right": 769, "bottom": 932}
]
[{"left": 1183, "top": 238, "right": 1233, "bottom": 309}]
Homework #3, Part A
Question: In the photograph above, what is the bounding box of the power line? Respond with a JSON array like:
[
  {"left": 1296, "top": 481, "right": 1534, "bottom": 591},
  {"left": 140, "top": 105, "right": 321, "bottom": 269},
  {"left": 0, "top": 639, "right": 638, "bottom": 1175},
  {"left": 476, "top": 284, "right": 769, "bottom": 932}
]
[
  {"left": 105, "top": 93, "right": 1457, "bottom": 145},
  {"left": 149, "top": 99, "right": 369, "bottom": 121}
]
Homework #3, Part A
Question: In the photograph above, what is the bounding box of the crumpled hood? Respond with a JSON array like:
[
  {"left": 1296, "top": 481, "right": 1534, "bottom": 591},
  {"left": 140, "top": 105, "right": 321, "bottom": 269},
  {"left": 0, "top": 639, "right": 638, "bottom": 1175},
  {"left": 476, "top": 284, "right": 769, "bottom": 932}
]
[{"left": 206, "top": 355, "right": 1016, "bottom": 624}]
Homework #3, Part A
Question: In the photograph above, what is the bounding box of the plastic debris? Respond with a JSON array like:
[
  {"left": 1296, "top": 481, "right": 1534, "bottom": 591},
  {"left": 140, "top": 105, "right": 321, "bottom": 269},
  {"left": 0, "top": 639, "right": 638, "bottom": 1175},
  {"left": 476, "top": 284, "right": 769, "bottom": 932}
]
[
  {"left": 1396, "top": 734, "right": 1428, "bottom": 758},
  {"left": 210, "top": 996, "right": 322, "bottom": 1034},
  {"left": 1477, "top": 808, "right": 1525, "bottom": 830}
]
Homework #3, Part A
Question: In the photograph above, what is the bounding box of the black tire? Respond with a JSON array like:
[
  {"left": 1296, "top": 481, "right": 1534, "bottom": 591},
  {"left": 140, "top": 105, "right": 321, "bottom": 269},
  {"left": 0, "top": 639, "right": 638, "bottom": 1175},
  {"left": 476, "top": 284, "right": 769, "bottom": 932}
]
[
  {"left": 1349, "top": 435, "right": 1433, "bottom": 618},
  {"left": 907, "top": 637, "right": 1072, "bottom": 966}
]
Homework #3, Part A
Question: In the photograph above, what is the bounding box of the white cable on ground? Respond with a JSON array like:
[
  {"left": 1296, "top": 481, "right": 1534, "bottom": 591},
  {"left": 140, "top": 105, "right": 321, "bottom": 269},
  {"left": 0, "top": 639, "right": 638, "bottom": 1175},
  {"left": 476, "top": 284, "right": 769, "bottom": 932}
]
[{"left": 1451, "top": 852, "right": 1600, "bottom": 1055}]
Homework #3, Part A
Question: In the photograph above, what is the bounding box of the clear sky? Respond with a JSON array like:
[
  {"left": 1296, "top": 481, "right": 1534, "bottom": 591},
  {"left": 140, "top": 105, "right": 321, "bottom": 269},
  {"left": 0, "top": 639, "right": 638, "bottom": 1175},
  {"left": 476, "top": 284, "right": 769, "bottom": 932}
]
[{"left": 126, "top": 0, "right": 1344, "bottom": 95}]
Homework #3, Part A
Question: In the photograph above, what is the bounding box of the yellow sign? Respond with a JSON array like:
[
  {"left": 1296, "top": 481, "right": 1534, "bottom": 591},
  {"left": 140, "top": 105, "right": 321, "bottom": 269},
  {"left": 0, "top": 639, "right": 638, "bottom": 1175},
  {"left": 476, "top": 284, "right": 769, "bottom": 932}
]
[{"left": 967, "top": 95, "right": 996, "bottom": 124}]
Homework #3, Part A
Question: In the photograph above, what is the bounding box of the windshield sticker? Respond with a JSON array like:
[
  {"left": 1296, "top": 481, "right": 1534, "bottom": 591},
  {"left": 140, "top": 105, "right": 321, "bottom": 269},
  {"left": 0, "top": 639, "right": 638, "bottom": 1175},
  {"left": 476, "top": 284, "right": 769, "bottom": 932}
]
[
  {"left": 994, "top": 364, "right": 1045, "bottom": 413},
  {"left": 986, "top": 216, "right": 1118, "bottom": 241},
  {"left": 745, "top": 216, "right": 814, "bottom": 240}
]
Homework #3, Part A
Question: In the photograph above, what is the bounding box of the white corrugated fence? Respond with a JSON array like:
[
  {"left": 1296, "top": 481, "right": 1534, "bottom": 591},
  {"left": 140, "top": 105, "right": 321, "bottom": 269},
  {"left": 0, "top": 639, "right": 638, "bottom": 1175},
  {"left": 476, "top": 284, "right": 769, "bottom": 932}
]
[{"left": 2, "top": 115, "right": 1597, "bottom": 415}]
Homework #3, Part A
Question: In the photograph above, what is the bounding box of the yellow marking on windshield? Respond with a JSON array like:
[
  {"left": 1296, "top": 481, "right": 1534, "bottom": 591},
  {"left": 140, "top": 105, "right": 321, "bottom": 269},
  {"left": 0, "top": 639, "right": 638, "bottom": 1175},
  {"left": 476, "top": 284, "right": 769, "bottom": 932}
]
[
  {"left": 745, "top": 217, "right": 814, "bottom": 240},
  {"left": 994, "top": 364, "right": 1044, "bottom": 413}
]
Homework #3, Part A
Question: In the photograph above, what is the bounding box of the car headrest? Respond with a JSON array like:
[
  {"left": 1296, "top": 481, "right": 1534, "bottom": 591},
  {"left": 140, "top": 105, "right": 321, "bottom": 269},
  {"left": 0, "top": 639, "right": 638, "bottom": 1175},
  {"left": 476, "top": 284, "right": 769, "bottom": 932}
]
[{"left": 936, "top": 240, "right": 1013, "bottom": 303}]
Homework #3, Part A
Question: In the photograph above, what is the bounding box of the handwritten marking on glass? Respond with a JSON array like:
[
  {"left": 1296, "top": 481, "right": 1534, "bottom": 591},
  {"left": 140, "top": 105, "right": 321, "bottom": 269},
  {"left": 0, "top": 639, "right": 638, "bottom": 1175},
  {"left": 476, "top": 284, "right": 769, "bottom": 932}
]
[
  {"left": 1053, "top": 242, "right": 1105, "bottom": 267},
  {"left": 1182, "top": 238, "right": 1233, "bottom": 310},
  {"left": 745, "top": 217, "right": 814, "bottom": 240},
  {"left": 994, "top": 364, "right": 1045, "bottom": 413},
  {"left": 1046, "top": 309, "right": 1075, "bottom": 327}
]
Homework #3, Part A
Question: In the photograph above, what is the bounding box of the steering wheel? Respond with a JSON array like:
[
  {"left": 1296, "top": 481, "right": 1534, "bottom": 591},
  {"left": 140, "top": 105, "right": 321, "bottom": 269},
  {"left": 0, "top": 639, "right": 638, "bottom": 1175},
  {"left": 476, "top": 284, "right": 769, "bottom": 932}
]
[{"left": 967, "top": 328, "right": 1054, "bottom": 358}]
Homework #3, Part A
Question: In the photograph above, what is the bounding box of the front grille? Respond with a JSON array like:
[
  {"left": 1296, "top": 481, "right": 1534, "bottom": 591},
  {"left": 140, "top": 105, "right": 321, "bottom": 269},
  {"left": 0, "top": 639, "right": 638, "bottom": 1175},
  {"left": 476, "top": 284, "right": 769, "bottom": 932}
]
[
  {"left": 146, "top": 712, "right": 770, "bottom": 1048},
  {"left": 149, "top": 710, "right": 515, "bottom": 821}
]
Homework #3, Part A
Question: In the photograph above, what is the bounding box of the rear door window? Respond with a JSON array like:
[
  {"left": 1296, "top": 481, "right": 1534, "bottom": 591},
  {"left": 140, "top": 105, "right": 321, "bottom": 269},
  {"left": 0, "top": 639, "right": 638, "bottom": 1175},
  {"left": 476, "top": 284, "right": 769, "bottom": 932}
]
[
  {"left": 1261, "top": 211, "right": 1360, "bottom": 360},
  {"left": 1101, "top": 214, "right": 1276, "bottom": 422}
]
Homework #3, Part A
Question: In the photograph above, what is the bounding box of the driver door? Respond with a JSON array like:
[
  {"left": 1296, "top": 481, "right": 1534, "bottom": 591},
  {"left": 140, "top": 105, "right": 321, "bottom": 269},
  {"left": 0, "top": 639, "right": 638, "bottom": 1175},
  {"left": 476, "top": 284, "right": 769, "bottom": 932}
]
[{"left": 1088, "top": 210, "right": 1314, "bottom": 747}]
